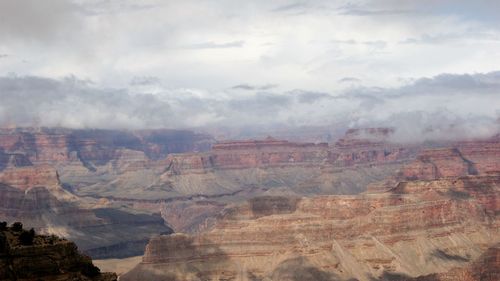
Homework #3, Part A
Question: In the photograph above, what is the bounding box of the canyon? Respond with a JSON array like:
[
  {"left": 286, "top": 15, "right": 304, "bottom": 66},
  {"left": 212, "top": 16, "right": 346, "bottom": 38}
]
[
  {"left": 0, "top": 128, "right": 213, "bottom": 258},
  {"left": 121, "top": 137, "right": 500, "bottom": 281},
  {"left": 0, "top": 126, "right": 498, "bottom": 281}
]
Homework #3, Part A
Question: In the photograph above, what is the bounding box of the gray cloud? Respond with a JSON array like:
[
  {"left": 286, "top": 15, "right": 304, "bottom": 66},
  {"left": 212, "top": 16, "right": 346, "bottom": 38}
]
[
  {"left": 231, "top": 84, "right": 278, "bottom": 91},
  {"left": 0, "top": 75, "right": 174, "bottom": 129},
  {"left": 0, "top": 0, "right": 82, "bottom": 42},
  {"left": 130, "top": 76, "right": 161, "bottom": 86},
  {"left": 0, "top": 71, "right": 498, "bottom": 143},
  {"left": 289, "top": 90, "right": 332, "bottom": 104}
]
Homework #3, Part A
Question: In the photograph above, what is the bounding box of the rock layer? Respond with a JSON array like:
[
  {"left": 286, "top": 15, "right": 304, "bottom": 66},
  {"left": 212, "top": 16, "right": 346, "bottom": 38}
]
[{"left": 122, "top": 171, "right": 500, "bottom": 281}]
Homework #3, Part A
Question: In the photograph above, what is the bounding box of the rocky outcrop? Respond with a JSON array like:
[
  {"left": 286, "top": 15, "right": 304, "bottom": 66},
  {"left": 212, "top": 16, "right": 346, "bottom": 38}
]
[
  {"left": 401, "top": 138, "right": 500, "bottom": 181},
  {"left": 122, "top": 173, "right": 499, "bottom": 281},
  {"left": 0, "top": 223, "right": 117, "bottom": 281}
]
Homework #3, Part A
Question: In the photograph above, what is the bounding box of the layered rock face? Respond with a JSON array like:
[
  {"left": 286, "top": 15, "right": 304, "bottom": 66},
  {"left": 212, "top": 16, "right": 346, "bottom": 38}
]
[
  {"left": 150, "top": 131, "right": 420, "bottom": 232},
  {"left": 0, "top": 127, "right": 213, "bottom": 166},
  {"left": 158, "top": 131, "right": 417, "bottom": 201},
  {"left": 401, "top": 138, "right": 500, "bottom": 181},
  {"left": 0, "top": 166, "right": 173, "bottom": 259},
  {"left": 123, "top": 172, "right": 499, "bottom": 281},
  {"left": 0, "top": 127, "right": 213, "bottom": 258},
  {"left": 0, "top": 224, "right": 117, "bottom": 281},
  {"left": 122, "top": 136, "right": 500, "bottom": 281}
]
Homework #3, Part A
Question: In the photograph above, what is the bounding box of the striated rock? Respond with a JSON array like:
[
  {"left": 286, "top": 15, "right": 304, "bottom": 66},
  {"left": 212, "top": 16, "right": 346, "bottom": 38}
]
[
  {"left": 403, "top": 245, "right": 499, "bottom": 281},
  {"left": 0, "top": 165, "right": 60, "bottom": 191},
  {"left": 0, "top": 224, "right": 117, "bottom": 281},
  {"left": 401, "top": 138, "right": 500, "bottom": 181},
  {"left": 122, "top": 173, "right": 500, "bottom": 281},
  {"left": 0, "top": 127, "right": 213, "bottom": 165},
  {"left": 0, "top": 165, "right": 172, "bottom": 259}
]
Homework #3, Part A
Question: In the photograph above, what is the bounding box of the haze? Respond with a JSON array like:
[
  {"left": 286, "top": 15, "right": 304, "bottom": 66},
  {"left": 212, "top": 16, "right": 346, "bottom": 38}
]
[{"left": 0, "top": 0, "right": 499, "bottom": 141}]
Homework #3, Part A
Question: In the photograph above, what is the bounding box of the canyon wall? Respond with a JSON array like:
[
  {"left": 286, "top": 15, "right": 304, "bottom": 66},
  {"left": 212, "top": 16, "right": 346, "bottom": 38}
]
[
  {"left": 123, "top": 172, "right": 499, "bottom": 281},
  {"left": 122, "top": 136, "right": 500, "bottom": 281}
]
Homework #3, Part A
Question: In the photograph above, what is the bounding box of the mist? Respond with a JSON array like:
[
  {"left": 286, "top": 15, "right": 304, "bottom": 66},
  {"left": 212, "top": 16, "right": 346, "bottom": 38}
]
[{"left": 0, "top": 71, "right": 498, "bottom": 142}]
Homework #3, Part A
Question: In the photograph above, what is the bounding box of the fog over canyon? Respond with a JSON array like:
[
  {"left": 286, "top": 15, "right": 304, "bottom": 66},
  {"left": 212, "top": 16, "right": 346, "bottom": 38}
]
[{"left": 0, "top": 1, "right": 499, "bottom": 281}]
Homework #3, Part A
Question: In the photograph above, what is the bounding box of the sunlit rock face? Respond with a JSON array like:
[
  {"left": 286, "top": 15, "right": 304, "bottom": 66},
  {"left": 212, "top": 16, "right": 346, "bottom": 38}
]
[{"left": 122, "top": 138, "right": 500, "bottom": 281}]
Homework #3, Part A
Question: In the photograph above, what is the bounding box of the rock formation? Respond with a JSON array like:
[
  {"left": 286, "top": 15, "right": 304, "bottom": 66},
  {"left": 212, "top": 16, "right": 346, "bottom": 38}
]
[
  {"left": 0, "top": 164, "right": 173, "bottom": 259},
  {"left": 0, "top": 222, "right": 117, "bottom": 281},
  {"left": 401, "top": 138, "right": 500, "bottom": 181},
  {"left": 122, "top": 135, "right": 500, "bottom": 281}
]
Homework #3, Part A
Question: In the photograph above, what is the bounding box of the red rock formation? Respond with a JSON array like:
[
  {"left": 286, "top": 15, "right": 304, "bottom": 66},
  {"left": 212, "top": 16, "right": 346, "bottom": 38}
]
[
  {"left": 0, "top": 127, "right": 213, "bottom": 166},
  {"left": 122, "top": 173, "right": 499, "bottom": 281},
  {"left": 401, "top": 139, "right": 500, "bottom": 181},
  {"left": 0, "top": 165, "right": 60, "bottom": 190},
  {"left": 164, "top": 131, "right": 415, "bottom": 176}
]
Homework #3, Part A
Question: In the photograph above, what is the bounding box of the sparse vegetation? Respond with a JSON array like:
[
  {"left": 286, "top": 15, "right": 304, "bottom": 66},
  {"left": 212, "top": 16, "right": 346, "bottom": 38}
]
[
  {"left": 80, "top": 255, "right": 101, "bottom": 277},
  {"left": 0, "top": 222, "right": 7, "bottom": 231},
  {"left": 19, "top": 228, "right": 35, "bottom": 245},
  {"left": 11, "top": 222, "right": 23, "bottom": 232}
]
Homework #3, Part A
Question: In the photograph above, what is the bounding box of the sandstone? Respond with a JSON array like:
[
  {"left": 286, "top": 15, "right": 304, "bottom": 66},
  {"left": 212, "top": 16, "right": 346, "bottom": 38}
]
[
  {"left": 401, "top": 138, "right": 500, "bottom": 181},
  {"left": 122, "top": 173, "right": 500, "bottom": 281}
]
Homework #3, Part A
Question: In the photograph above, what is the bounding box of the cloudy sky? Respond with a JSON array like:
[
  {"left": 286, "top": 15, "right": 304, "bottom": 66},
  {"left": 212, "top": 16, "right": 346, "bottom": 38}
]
[{"left": 0, "top": 0, "right": 499, "bottom": 141}]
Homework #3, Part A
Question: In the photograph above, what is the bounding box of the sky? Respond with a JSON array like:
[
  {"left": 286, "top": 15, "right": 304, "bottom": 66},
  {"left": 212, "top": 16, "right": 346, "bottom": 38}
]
[{"left": 0, "top": 0, "right": 499, "bottom": 141}]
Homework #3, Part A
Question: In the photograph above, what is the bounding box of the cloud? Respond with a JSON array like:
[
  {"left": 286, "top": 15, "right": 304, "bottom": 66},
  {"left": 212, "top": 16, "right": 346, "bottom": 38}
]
[
  {"left": 271, "top": 2, "right": 309, "bottom": 13},
  {"left": 231, "top": 84, "right": 278, "bottom": 91},
  {"left": 338, "top": 77, "right": 361, "bottom": 83},
  {"left": 130, "top": 76, "right": 160, "bottom": 86},
  {"left": 0, "top": 71, "right": 498, "bottom": 143},
  {"left": 290, "top": 90, "right": 332, "bottom": 104},
  {"left": 184, "top": 41, "right": 245, "bottom": 49},
  {"left": 0, "top": 0, "right": 82, "bottom": 42},
  {"left": 0, "top": 75, "right": 174, "bottom": 129}
]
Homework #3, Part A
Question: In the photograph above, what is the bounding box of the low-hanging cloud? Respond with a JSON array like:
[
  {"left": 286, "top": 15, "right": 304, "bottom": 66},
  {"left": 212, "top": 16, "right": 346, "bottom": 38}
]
[{"left": 0, "top": 71, "right": 498, "bottom": 142}]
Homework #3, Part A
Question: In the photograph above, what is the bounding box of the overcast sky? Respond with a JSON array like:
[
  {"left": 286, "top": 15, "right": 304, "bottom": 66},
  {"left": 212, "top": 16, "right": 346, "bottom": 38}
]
[{"left": 0, "top": 0, "right": 499, "bottom": 141}]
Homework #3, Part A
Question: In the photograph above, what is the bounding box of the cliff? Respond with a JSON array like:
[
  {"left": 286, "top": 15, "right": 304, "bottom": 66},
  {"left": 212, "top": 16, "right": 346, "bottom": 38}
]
[
  {"left": 0, "top": 164, "right": 172, "bottom": 259},
  {"left": 122, "top": 172, "right": 499, "bottom": 281},
  {"left": 0, "top": 223, "right": 117, "bottom": 281},
  {"left": 401, "top": 138, "right": 500, "bottom": 181},
  {"left": 0, "top": 127, "right": 213, "bottom": 166}
]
